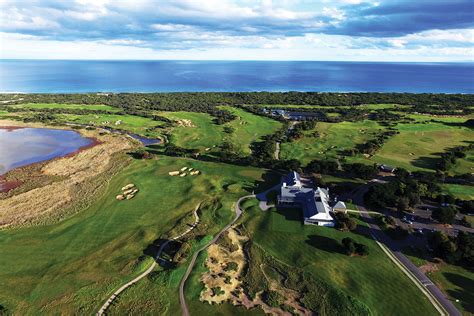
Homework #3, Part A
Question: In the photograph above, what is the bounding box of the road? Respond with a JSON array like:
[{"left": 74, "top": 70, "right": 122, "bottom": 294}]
[
  {"left": 274, "top": 142, "right": 280, "bottom": 160},
  {"left": 179, "top": 194, "right": 255, "bottom": 316},
  {"left": 353, "top": 186, "right": 461, "bottom": 316},
  {"left": 96, "top": 204, "right": 201, "bottom": 316}
]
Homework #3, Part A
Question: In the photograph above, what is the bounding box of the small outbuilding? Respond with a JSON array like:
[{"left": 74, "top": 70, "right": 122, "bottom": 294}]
[{"left": 333, "top": 201, "right": 347, "bottom": 214}]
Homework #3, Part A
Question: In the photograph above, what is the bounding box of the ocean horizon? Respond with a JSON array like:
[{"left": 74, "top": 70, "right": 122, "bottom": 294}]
[{"left": 1, "top": 59, "right": 473, "bottom": 93}]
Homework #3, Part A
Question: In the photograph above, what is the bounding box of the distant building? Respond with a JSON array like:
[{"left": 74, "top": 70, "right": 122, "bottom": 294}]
[{"left": 278, "top": 171, "right": 334, "bottom": 226}]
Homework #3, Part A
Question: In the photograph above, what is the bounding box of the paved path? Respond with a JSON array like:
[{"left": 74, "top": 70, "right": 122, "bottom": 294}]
[
  {"left": 274, "top": 142, "right": 280, "bottom": 160},
  {"left": 96, "top": 204, "right": 201, "bottom": 316},
  {"left": 179, "top": 194, "right": 255, "bottom": 316},
  {"left": 353, "top": 186, "right": 461, "bottom": 316}
]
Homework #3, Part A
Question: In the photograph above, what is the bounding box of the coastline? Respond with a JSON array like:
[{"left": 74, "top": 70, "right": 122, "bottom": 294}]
[{"left": 0, "top": 124, "right": 102, "bottom": 193}]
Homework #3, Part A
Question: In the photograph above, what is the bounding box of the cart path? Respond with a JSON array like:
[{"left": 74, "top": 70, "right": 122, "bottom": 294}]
[
  {"left": 96, "top": 203, "right": 201, "bottom": 316},
  {"left": 179, "top": 194, "right": 255, "bottom": 316}
]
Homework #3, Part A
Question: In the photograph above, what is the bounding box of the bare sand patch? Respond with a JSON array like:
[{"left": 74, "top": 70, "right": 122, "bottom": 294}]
[
  {"left": 176, "top": 119, "right": 195, "bottom": 127},
  {"left": 0, "top": 120, "right": 137, "bottom": 228},
  {"left": 200, "top": 228, "right": 248, "bottom": 304}
]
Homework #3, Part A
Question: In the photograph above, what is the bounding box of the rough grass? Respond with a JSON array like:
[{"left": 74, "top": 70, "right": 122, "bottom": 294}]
[
  {"left": 241, "top": 201, "right": 437, "bottom": 316},
  {"left": 280, "top": 120, "right": 384, "bottom": 165},
  {"left": 220, "top": 106, "right": 282, "bottom": 155},
  {"left": 0, "top": 156, "right": 265, "bottom": 314}
]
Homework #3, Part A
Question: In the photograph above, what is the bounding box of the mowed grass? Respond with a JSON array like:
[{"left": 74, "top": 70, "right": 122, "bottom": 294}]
[
  {"left": 0, "top": 156, "right": 265, "bottom": 314},
  {"left": 60, "top": 113, "right": 164, "bottom": 138},
  {"left": 159, "top": 111, "right": 224, "bottom": 149},
  {"left": 220, "top": 106, "right": 282, "bottom": 154},
  {"left": 453, "top": 149, "right": 474, "bottom": 175},
  {"left": 431, "top": 264, "right": 474, "bottom": 314},
  {"left": 10, "top": 103, "right": 120, "bottom": 112},
  {"left": 280, "top": 120, "right": 384, "bottom": 165},
  {"left": 242, "top": 202, "right": 437, "bottom": 316},
  {"left": 368, "top": 120, "right": 473, "bottom": 173},
  {"left": 441, "top": 184, "right": 474, "bottom": 200}
]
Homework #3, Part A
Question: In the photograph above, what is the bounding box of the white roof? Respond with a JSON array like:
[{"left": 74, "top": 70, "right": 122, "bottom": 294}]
[{"left": 334, "top": 201, "right": 347, "bottom": 209}]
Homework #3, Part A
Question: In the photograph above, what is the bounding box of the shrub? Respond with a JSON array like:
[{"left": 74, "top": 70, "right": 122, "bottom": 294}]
[{"left": 432, "top": 206, "right": 457, "bottom": 224}]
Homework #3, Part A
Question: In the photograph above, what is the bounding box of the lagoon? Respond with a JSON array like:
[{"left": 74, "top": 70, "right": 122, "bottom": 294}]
[{"left": 0, "top": 127, "right": 93, "bottom": 174}]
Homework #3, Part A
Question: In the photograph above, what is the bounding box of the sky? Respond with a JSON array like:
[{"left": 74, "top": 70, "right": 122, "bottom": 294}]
[{"left": 0, "top": 0, "right": 473, "bottom": 61}]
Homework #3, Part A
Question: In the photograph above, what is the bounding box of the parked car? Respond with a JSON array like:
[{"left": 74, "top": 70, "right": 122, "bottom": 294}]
[{"left": 402, "top": 217, "right": 413, "bottom": 225}]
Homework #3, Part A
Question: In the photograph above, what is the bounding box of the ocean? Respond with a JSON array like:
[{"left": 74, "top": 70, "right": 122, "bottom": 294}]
[{"left": 0, "top": 60, "right": 473, "bottom": 93}]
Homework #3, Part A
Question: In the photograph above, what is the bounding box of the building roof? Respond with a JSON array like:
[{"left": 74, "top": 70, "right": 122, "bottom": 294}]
[
  {"left": 280, "top": 172, "right": 333, "bottom": 222},
  {"left": 334, "top": 201, "right": 347, "bottom": 209},
  {"left": 283, "top": 171, "right": 302, "bottom": 187}
]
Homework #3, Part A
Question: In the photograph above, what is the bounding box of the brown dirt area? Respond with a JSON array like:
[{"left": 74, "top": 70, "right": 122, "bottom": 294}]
[
  {"left": 200, "top": 228, "right": 248, "bottom": 304},
  {"left": 200, "top": 228, "right": 310, "bottom": 315},
  {"left": 0, "top": 120, "right": 137, "bottom": 228}
]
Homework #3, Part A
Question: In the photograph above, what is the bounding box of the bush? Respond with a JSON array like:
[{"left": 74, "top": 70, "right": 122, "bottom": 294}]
[
  {"left": 342, "top": 237, "right": 356, "bottom": 255},
  {"left": 432, "top": 206, "right": 457, "bottom": 224},
  {"left": 335, "top": 212, "right": 357, "bottom": 231},
  {"left": 355, "top": 243, "right": 369, "bottom": 256}
]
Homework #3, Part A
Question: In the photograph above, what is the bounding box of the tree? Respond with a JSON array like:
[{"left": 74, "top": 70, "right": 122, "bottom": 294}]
[
  {"left": 397, "top": 197, "right": 410, "bottom": 212},
  {"left": 432, "top": 206, "right": 457, "bottom": 224},
  {"left": 355, "top": 243, "right": 369, "bottom": 256},
  {"left": 335, "top": 212, "right": 357, "bottom": 231},
  {"left": 342, "top": 237, "right": 356, "bottom": 255}
]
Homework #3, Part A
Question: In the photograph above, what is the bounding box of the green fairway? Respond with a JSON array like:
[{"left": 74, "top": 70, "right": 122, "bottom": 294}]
[
  {"left": 0, "top": 156, "right": 265, "bottom": 314},
  {"left": 61, "top": 113, "right": 164, "bottom": 138},
  {"left": 280, "top": 120, "right": 384, "bottom": 165},
  {"left": 159, "top": 111, "right": 224, "bottom": 149},
  {"left": 368, "top": 120, "right": 473, "bottom": 173},
  {"left": 10, "top": 103, "right": 120, "bottom": 112},
  {"left": 241, "top": 203, "right": 438, "bottom": 316},
  {"left": 441, "top": 184, "right": 474, "bottom": 200},
  {"left": 220, "top": 106, "right": 282, "bottom": 154}
]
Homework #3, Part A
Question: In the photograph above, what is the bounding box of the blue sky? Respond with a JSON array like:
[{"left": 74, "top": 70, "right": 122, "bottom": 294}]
[{"left": 1, "top": 0, "right": 473, "bottom": 61}]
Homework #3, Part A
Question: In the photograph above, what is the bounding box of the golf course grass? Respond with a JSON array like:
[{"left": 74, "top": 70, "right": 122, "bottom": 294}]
[
  {"left": 280, "top": 120, "right": 384, "bottom": 165},
  {"left": 0, "top": 156, "right": 265, "bottom": 314},
  {"left": 441, "top": 184, "right": 474, "bottom": 200},
  {"left": 238, "top": 200, "right": 437, "bottom": 316},
  {"left": 220, "top": 106, "right": 283, "bottom": 154},
  {"left": 159, "top": 111, "right": 224, "bottom": 149},
  {"left": 368, "top": 120, "right": 473, "bottom": 173}
]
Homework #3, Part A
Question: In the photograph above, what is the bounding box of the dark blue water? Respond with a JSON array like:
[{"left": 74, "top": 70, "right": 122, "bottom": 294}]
[
  {"left": 0, "top": 127, "right": 93, "bottom": 174},
  {"left": 0, "top": 60, "right": 473, "bottom": 93}
]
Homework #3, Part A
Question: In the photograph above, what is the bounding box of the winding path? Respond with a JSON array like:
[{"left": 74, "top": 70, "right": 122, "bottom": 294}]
[
  {"left": 96, "top": 204, "right": 201, "bottom": 316},
  {"left": 179, "top": 194, "right": 255, "bottom": 316}
]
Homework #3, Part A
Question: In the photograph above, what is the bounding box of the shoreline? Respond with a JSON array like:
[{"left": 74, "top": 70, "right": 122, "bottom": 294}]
[{"left": 0, "top": 124, "right": 102, "bottom": 193}]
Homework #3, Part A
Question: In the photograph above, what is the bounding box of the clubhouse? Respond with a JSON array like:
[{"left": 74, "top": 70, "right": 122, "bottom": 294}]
[{"left": 277, "top": 171, "right": 335, "bottom": 227}]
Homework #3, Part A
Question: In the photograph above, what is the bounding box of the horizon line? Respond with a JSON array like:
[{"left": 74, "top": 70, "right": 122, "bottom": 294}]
[{"left": 1, "top": 58, "right": 473, "bottom": 64}]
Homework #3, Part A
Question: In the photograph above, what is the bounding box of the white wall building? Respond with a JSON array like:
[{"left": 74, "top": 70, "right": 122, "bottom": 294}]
[{"left": 278, "top": 171, "right": 334, "bottom": 227}]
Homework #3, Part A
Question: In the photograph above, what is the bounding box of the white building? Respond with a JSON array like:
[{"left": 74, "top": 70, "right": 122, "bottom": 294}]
[
  {"left": 333, "top": 201, "right": 347, "bottom": 213},
  {"left": 278, "top": 171, "right": 334, "bottom": 227}
]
